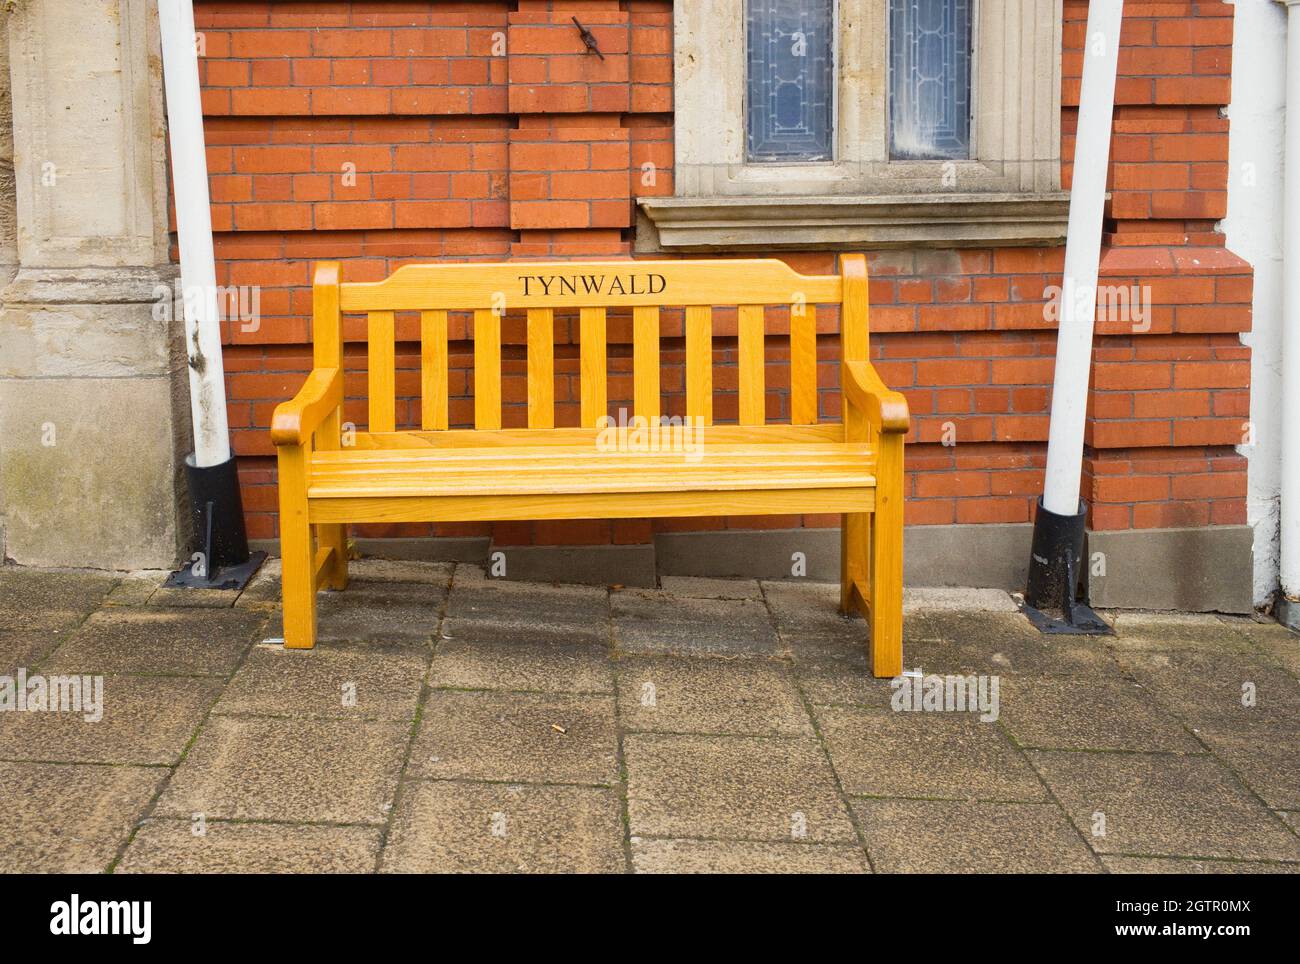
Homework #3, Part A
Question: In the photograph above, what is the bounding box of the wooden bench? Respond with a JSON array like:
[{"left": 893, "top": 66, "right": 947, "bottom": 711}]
[{"left": 271, "top": 255, "right": 909, "bottom": 676}]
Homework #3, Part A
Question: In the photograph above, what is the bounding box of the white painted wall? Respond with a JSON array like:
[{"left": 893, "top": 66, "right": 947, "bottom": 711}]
[{"left": 1225, "top": 0, "right": 1287, "bottom": 605}]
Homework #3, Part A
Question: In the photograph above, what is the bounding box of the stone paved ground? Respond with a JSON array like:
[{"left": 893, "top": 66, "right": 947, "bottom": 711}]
[{"left": 1, "top": 561, "right": 1298, "bottom": 873}]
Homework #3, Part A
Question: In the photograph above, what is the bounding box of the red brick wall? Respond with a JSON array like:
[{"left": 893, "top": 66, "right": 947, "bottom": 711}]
[{"left": 191, "top": 0, "right": 1249, "bottom": 545}]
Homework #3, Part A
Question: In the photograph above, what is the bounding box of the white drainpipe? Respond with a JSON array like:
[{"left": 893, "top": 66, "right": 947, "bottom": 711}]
[
  {"left": 158, "top": 0, "right": 231, "bottom": 468},
  {"left": 1280, "top": 0, "right": 1300, "bottom": 603},
  {"left": 1041, "top": 0, "right": 1125, "bottom": 516}
]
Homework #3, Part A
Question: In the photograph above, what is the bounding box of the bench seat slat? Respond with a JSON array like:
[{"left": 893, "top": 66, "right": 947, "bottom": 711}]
[
  {"left": 314, "top": 459, "right": 877, "bottom": 484},
  {"left": 313, "top": 443, "right": 874, "bottom": 469},
  {"left": 308, "top": 487, "right": 876, "bottom": 525},
  {"left": 308, "top": 445, "right": 875, "bottom": 498},
  {"left": 310, "top": 471, "right": 875, "bottom": 499},
  {"left": 338, "top": 423, "right": 846, "bottom": 450}
]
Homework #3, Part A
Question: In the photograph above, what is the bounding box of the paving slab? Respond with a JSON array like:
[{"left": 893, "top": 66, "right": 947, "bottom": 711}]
[
  {"left": 265, "top": 580, "right": 446, "bottom": 644},
  {"left": 117, "top": 818, "right": 382, "bottom": 873},
  {"left": 235, "top": 559, "right": 453, "bottom": 612},
  {"left": 761, "top": 580, "right": 863, "bottom": 642},
  {"left": 42, "top": 608, "right": 266, "bottom": 677},
  {"left": 815, "top": 704, "right": 1047, "bottom": 802},
  {"left": 624, "top": 733, "right": 857, "bottom": 843},
  {"left": 380, "top": 781, "right": 623, "bottom": 873},
  {"left": 410, "top": 690, "right": 618, "bottom": 785},
  {"left": 349, "top": 559, "right": 454, "bottom": 585},
  {"left": 998, "top": 676, "right": 1201, "bottom": 752},
  {"left": 904, "top": 587, "right": 1019, "bottom": 613},
  {"left": 1113, "top": 649, "right": 1300, "bottom": 726},
  {"left": 612, "top": 590, "right": 779, "bottom": 656},
  {"left": 616, "top": 655, "right": 812, "bottom": 737},
  {"left": 912, "top": 611, "right": 1124, "bottom": 676},
  {"left": 658, "top": 576, "right": 762, "bottom": 600},
  {"left": 214, "top": 641, "right": 427, "bottom": 721},
  {"left": 1233, "top": 618, "right": 1300, "bottom": 677},
  {"left": 0, "top": 762, "right": 165, "bottom": 873},
  {"left": 0, "top": 675, "right": 221, "bottom": 765},
  {"left": 1028, "top": 750, "right": 1300, "bottom": 861},
  {"left": 1107, "top": 611, "right": 1254, "bottom": 654},
  {"left": 0, "top": 631, "right": 63, "bottom": 676},
  {"left": 429, "top": 625, "right": 613, "bottom": 694},
  {"left": 235, "top": 558, "right": 282, "bottom": 608},
  {"left": 103, "top": 571, "right": 167, "bottom": 607},
  {"left": 853, "top": 799, "right": 1100, "bottom": 873},
  {"left": 1101, "top": 856, "right": 1300, "bottom": 874},
  {"left": 155, "top": 715, "right": 409, "bottom": 825},
  {"left": 1192, "top": 717, "right": 1300, "bottom": 811},
  {"left": 0, "top": 569, "right": 119, "bottom": 622},
  {"left": 792, "top": 651, "right": 895, "bottom": 706},
  {"left": 446, "top": 567, "right": 609, "bottom": 643},
  {"left": 631, "top": 837, "right": 870, "bottom": 873},
  {"left": 147, "top": 586, "right": 240, "bottom": 608}
]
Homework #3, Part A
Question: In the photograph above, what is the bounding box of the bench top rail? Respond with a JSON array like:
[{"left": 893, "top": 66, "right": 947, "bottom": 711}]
[{"left": 338, "top": 259, "right": 842, "bottom": 312}]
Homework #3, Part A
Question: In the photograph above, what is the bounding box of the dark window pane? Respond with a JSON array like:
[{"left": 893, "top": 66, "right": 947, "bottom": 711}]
[
  {"left": 746, "top": 0, "right": 835, "bottom": 162},
  {"left": 889, "top": 0, "right": 973, "bottom": 160}
]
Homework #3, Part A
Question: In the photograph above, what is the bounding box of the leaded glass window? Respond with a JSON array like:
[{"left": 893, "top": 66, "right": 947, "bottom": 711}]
[
  {"left": 745, "top": 0, "right": 836, "bottom": 162},
  {"left": 888, "top": 0, "right": 973, "bottom": 160}
]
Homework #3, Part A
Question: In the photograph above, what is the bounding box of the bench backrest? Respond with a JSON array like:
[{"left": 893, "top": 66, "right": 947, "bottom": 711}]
[{"left": 311, "top": 255, "right": 870, "bottom": 436}]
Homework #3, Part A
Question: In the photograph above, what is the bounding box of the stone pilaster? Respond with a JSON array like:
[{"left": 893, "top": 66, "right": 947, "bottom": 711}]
[{"left": 0, "top": 0, "right": 188, "bottom": 568}]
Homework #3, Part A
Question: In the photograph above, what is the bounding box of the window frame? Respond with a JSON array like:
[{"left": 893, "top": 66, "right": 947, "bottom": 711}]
[{"left": 638, "top": 0, "right": 1068, "bottom": 251}]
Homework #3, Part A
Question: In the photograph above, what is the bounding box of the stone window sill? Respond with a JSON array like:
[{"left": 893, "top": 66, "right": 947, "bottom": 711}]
[{"left": 635, "top": 192, "right": 1072, "bottom": 252}]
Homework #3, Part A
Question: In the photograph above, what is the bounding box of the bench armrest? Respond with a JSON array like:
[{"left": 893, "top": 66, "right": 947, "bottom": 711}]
[
  {"left": 843, "top": 361, "right": 910, "bottom": 434},
  {"left": 270, "top": 367, "right": 343, "bottom": 447}
]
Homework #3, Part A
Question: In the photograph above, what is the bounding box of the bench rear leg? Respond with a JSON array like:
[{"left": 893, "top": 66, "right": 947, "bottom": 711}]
[
  {"left": 839, "top": 512, "right": 869, "bottom": 616},
  {"left": 277, "top": 446, "right": 317, "bottom": 649},
  {"left": 315, "top": 523, "right": 349, "bottom": 591}
]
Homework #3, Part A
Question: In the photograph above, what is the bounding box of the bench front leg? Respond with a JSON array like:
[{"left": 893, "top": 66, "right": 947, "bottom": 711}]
[
  {"left": 277, "top": 443, "right": 317, "bottom": 649},
  {"left": 312, "top": 408, "right": 349, "bottom": 592},
  {"left": 869, "top": 431, "right": 904, "bottom": 678}
]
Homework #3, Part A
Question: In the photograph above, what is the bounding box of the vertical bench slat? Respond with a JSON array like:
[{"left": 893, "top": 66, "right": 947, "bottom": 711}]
[
  {"left": 580, "top": 306, "right": 607, "bottom": 428},
  {"left": 633, "top": 305, "right": 660, "bottom": 421},
  {"left": 368, "top": 310, "right": 396, "bottom": 432},
  {"left": 527, "top": 308, "right": 555, "bottom": 429},
  {"left": 685, "top": 305, "right": 713, "bottom": 424},
  {"left": 737, "top": 304, "right": 765, "bottom": 425},
  {"left": 790, "top": 303, "right": 818, "bottom": 425},
  {"left": 420, "top": 309, "right": 448, "bottom": 430},
  {"left": 474, "top": 308, "right": 501, "bottom": 430}
]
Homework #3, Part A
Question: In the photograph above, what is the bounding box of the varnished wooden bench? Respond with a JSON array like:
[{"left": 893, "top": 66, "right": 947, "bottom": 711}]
[{"left": 271, "top": 255, "right": 909, "bottom": 676}]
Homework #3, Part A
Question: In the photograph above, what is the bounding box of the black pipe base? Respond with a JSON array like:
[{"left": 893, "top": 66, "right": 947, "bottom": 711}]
[
  {"left": 1022, "top": 495, "right": 1113, "bottom": 636},
  {"left": 1019, "top": 596, "right": 1112, "bottom": 635},
  {"left": 165, "top": 550, "right": 266, "bottom": 591},
  {"left": 165, "top": 453, "right": 265, "bottom": 591}
]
